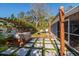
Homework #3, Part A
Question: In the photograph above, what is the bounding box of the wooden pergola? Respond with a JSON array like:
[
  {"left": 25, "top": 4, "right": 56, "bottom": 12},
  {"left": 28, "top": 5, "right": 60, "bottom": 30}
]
[{"left": 51, "top": 5, "right": 79, "bottom": 55}]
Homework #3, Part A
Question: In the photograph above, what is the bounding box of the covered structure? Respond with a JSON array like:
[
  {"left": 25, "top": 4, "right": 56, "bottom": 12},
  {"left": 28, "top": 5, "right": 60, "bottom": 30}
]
[{"left": 51, "top": 5, "right": 79, "bottom": 51}]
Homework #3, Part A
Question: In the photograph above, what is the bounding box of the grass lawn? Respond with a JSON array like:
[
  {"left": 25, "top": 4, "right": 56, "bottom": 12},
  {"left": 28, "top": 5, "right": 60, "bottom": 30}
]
[{"left": 0, "top": 33, "right": 5, "bottom": 40}]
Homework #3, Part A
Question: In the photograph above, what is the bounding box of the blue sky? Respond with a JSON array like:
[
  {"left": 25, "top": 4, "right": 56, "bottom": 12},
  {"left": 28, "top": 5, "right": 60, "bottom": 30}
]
[{"left": 0, "top": 3, "right": 78, "bottom": 18}]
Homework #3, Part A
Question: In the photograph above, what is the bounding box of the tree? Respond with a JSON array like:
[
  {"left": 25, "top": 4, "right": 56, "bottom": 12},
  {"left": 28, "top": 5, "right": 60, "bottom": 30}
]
[
  {"left": 37, "top": 16, "right": 48, "bottom": 29},
  {"left": 28, "top": 4, "right": 51, "bottom": 30},
  {"left": 10, "top": 14, "right": 15, "bottom": 19},
  {"left": 18, "top": 11, "right": 25, "bottom": 20},
  {"left": 48, "top": 16, "right": 55, "bottom": 32},
  {"left": 9, "top": 14, "right": 17, "bottom": 21}
]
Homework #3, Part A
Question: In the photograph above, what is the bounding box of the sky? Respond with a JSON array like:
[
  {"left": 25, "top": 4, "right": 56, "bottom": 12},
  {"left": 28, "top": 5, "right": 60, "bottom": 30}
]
[{"left": 0, "top": 3, "right": 78, "bottom": 18}]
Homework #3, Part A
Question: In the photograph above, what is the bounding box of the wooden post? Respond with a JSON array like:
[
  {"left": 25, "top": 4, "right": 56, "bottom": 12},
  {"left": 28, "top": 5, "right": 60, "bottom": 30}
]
[{"left": 59, "top": 6, "right": 65, "bottom": 56}]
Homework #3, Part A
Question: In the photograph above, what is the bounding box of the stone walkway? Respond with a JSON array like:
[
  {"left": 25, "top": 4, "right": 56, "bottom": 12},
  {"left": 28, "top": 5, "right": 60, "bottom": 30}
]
[
  {"left": 0, "top": 37, "right": 59, "bottom": 56},
  {"left": 0, "top": 33, "right": 74, "bottom": 56}
]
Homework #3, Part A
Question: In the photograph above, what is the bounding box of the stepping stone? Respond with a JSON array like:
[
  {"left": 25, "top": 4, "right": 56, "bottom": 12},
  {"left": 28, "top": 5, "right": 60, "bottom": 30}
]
[
  {"left": 36, "top": 38, "right": 43, "bottom": 43},
  {"left": 30, "top": 38, "right": 36, "bottom": 42},
  {"left": 57, "top": 45, "right": 60, "bottom": 48},
  {"left": 50, "top": 38, "right": 54, "bottom": 40},
  {"left": 24, "top": 43, "right": 33, "bottom": 47},
  {"left": 54, "top": 40, "right": 60, "bottom": 45},
  {"left": 45, "top": 44, "right": 54, "bottom": 49},
  {"left": 36, "top": 40, "right": 43, "bottom": 43},
  {"left": 45, "top": 38, "right": 49, "bottom": 41},
  {"left": 38, "top": 38, "right": 43, "bottom": 41},
  {"left": 15, "top": 48, "right": 29, "bottom": 56},
  {"left": 34, "top": 43, "right": 43, "bottom": 48},
  {"left": 1, "top": 47, "right": 17, "bottom": 55},
  {"left": 30, "top": 49, "right": 42, "bottom": 56},
  {"left": 45, "top": 50, "right": 57, "bottom": 56},
  {"left": 45, "top": 40, "right": 51, "bottom": 44}
]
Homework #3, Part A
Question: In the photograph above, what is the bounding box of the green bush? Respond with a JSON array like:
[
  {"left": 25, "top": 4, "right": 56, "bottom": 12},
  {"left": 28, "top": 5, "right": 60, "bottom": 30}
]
[
  {"left": 7, "top": 18, "right": 38, "bottom": 34},
  {"left": 0, "top": 45, "right": 8, "bottom": 52}
]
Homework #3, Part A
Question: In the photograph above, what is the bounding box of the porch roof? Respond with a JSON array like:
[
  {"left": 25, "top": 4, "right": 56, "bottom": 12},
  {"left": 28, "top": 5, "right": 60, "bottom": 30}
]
[{"left": 52, "top": 5, "right": 79, "bottom": 25}]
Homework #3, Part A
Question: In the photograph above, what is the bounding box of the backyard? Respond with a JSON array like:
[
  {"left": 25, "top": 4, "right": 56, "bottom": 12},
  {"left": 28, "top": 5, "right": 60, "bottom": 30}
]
[{"left": 0, "top": 3, "right": 79, "bottom": 56}]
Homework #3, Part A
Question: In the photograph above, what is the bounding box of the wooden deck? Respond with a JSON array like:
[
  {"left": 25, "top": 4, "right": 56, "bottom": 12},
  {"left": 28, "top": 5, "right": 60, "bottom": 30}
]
[{"left": 31, "top": 33, "right": 51, "bottom": 38}]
